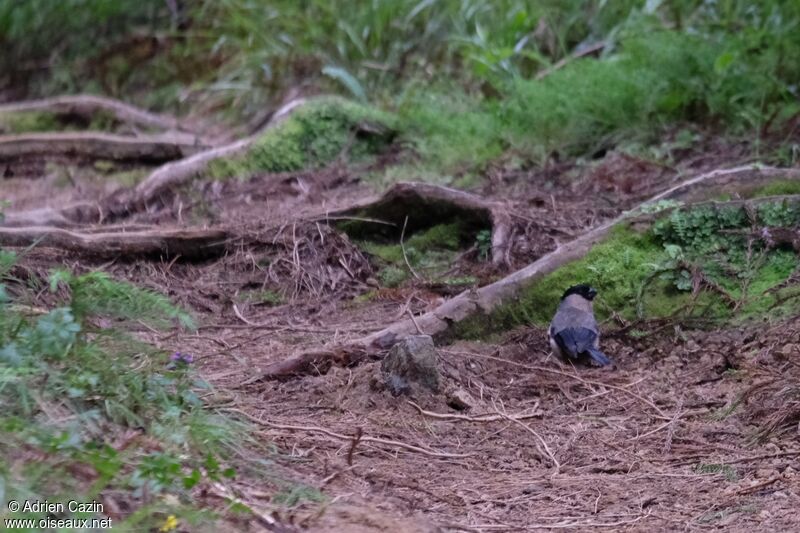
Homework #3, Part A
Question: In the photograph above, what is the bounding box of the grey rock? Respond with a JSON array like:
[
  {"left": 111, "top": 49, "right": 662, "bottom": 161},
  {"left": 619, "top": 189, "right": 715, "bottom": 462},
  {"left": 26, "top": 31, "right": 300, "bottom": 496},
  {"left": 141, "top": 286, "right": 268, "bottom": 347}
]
[{"left": 381, "top": 335, "right": 440, "bottom": 395}]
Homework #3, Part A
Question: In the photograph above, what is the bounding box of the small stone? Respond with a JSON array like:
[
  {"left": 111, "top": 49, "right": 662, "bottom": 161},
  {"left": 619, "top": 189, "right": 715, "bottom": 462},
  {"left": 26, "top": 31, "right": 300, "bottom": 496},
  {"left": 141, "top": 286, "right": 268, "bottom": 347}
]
[
  {"left": 446, "top": 387, "right": 475, "bottom": 411},
  {"left": 381, "top": 335, "right": 440, "bottom": 395}
]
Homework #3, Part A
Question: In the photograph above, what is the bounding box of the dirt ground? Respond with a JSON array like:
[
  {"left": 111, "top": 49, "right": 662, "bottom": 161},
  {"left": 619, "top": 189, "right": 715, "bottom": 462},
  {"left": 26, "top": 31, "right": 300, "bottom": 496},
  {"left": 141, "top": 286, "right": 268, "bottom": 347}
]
[{"left": 3, "top": 138, "right": 800, "bottom": 532}]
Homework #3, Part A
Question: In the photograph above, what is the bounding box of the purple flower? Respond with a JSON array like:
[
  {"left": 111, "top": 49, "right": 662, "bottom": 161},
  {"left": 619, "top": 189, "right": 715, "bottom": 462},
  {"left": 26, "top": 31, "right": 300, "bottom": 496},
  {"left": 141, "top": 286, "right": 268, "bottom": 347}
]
[{"left": 170, "top": 352, "right": 194, "bottom": 364}]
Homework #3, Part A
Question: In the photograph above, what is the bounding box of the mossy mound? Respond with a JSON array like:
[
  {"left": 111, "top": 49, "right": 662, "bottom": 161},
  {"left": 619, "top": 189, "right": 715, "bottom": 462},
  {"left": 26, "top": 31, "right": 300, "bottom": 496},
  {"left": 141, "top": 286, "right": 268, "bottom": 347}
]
[
  {"left": 209, "top": 97, "right": 396, "bottom": 179},
  {"left": 453, "top": 197, "right": 800, "bottom": 340}
]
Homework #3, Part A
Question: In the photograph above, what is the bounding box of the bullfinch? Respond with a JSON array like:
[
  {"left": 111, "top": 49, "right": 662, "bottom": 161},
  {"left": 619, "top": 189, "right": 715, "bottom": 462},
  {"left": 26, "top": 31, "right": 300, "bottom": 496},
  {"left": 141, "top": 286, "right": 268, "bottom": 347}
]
[{"left": 548, "top": 284, "right": 613, "bottom": 367}]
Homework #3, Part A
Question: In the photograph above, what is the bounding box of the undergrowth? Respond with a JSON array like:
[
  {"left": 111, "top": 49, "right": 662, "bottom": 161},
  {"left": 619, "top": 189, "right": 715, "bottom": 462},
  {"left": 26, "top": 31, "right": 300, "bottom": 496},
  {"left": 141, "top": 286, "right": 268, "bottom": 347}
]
[
  {"left": 0, "top": 252, "right": 258, "bottom": 530},
  {"left": 5, "top": 2, "right": 800, "bottom": 178}
]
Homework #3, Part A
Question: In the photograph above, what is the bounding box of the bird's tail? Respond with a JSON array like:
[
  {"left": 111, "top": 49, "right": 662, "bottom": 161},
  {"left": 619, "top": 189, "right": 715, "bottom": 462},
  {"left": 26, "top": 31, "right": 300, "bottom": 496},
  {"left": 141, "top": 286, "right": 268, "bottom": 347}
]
[{"left": 586, "top": 348, "right": 612, "bottom": 366}]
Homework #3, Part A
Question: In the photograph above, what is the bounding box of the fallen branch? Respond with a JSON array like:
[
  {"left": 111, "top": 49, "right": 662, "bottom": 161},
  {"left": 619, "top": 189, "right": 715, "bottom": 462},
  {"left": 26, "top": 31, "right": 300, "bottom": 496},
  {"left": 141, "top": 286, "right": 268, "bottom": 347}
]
[
  {"left": 0, "top": 226, "right": 228, "bottom": 259},
  {"left": 408, "top": 400, "right": 541, "bottom": 422},
  {"left": 0, "top": 94, "right": 180, "bottom": 132},
  {"left": 0, "top": 131, "right": 202, "bottom": 162},
  {"left": 208, "top": 482, "right": 296, "bottom": 533},
  {"left": 226, "top": 408, "right": 473, "bottom": 459}
]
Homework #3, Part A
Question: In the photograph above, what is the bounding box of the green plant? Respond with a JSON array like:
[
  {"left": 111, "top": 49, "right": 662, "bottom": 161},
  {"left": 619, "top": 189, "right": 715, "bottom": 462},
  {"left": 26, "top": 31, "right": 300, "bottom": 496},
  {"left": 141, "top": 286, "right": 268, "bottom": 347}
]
[
  {"left": 475, "top": 229, "right": 492, "bottom": 261},
  {"left": 0, "top": 255, "right": 254, "bottom": 529},
  {"left": 695, "top": 463, "right": 739, "bottom": 482}
]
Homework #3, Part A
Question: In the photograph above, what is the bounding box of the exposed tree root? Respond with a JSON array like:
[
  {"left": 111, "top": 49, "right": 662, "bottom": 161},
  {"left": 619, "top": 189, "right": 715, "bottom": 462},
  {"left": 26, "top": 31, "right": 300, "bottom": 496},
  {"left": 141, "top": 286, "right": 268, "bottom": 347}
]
[
  {"left": 0, "top": 226, "right": 229, "bottom": 259},
  {"left": 114, "top": 97, "right": 308, "bottom": 214},
  {"left": 330, "top": 181, "right": 512, "bottom": 267},
  {"left": 0, "top": 94, "right": 180, "bottom": 132},
  {"left": 0, "top": 131, "right": 203, "bottom": 163},
  {"left": 0, "top": 98, "right": 309, "bottom": 228},
  {"left": 1, "top": 204, "right": 98, "bottom": 227},
  {"left": 105, "top": 135, "right": 256, "bottom": 217},
  {"left": 249, "top": 164, "right": 800, "bottom": 382}
]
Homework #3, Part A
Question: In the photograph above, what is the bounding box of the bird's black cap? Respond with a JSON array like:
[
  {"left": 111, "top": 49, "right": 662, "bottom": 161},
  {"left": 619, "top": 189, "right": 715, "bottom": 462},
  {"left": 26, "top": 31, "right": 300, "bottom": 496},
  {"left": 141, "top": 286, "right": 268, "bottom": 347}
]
[{"left": 561, "top": 284, "right": 598, "bottom": 301}]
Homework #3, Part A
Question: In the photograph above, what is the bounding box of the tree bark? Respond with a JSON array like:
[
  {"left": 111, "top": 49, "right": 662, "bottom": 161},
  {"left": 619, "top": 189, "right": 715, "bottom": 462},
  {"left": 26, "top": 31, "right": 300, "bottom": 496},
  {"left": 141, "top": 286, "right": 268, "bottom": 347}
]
[
  {"left": 0, "top": 94, "right": 180, "bottom": 131},
  {"left": 0, "top": 131, "right": 203, "bottom": 163},
  {"left": 0, "top": 226, "right": 229, "bottom": 259}
]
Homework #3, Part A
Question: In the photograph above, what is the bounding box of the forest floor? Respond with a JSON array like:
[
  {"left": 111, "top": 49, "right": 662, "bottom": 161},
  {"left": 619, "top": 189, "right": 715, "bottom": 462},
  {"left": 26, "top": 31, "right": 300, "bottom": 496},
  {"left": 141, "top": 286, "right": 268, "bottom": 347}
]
[{"left": 3, "top": 112, "right": 800, "bottom": 532}]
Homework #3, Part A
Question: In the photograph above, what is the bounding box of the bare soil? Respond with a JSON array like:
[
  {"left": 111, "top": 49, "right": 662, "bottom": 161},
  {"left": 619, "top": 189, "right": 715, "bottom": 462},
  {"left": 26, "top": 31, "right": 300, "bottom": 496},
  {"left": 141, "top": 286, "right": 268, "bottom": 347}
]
[{"left": 3, "top": 142, "right": 800, "bottom": 532}]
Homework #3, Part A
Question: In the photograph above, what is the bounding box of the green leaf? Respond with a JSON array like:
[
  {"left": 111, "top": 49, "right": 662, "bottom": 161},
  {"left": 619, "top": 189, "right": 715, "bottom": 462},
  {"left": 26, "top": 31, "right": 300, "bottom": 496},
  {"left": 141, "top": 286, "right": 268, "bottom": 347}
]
[
  {"left": 183, "top": 469, "right": 202, "bottom": 489},
  {"left": 714, "top": 52, "right": 736, "bottom": 74},
  {"left": 321, "top": 66, "right": 367, "bottom": 101}
]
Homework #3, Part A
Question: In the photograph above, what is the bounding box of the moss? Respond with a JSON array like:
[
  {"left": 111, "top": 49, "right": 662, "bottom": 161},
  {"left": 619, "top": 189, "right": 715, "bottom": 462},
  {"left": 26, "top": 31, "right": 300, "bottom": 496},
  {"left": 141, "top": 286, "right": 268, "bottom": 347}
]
[
  {"left": 108, "top": 168, "right": 148, "bottom": 187},
  {"left": 696, "top": 463, "right": 739, "bottom": 482},
  {"left": 0, "top": 111, "right": 59, "bottom": 133},
  {"left": 396, "top": 90, "right": 505, "bottom": 173},
  {"left": 237, "top": 289, "right": 283, "bottom": 306},
  {"left": 209, "top": 97, "right": 396, "bottom": 179},
  {"left": 750, "top": 180, "right": 800, "bottom": 198},
  {"left": 443, "top": 276, "right": 478, "bottom": 286},
  {"left": 359, "top": 222, "right": 474, "bottom": 287},
  {"left": 376, "top": 266, "right": 406, "bottom": 288},
  {"left": 352, "top": 290, "right": 379, "bottom": 303}
]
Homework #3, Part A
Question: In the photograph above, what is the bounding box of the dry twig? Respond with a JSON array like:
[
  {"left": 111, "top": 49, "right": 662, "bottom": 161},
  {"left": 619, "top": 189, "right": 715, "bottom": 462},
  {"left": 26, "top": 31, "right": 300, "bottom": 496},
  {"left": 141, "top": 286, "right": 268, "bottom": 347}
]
[{"left": 225, "top": 408, "right": 473, "bottom": 459}]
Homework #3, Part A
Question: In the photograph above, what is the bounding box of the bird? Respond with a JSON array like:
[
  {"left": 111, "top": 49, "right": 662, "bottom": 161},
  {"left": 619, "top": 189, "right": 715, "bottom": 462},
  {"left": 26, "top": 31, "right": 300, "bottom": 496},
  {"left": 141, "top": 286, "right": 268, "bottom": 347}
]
[{"left": 548, "top": 283, "right": 613, "bottom": 367}]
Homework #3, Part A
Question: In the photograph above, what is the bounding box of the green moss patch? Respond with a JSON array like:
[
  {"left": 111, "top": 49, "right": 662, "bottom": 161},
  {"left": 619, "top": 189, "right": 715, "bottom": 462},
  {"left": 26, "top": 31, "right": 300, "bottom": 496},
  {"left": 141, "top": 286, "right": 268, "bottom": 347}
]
[
  {"left": 236, "top": 289, "right": 283, "bottom": 306},
  {"left": 209, "top": 97, "right": 396, "bottom": 179},
  {"left": 453, "top": 199, "right": 800, "bottom": 340},
  {"left": 0, "top": 109, "right": 120, "bottom": 134},
  {"left": 0, "top": 111, "right": 59, "bottom": 134},
  {"left": 749, "top": 180, "right": 800, "bottom": 198},
  {"left": 358, "top": 221, "right": 476, "bottom": 288}
]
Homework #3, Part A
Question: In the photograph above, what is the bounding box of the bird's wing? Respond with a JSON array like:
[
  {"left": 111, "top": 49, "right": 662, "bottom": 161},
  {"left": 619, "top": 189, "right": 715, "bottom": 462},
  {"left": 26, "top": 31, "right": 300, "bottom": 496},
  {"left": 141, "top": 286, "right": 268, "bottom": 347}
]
[{"left": 553, "top": 326, "right": 598, "bottom": 358}]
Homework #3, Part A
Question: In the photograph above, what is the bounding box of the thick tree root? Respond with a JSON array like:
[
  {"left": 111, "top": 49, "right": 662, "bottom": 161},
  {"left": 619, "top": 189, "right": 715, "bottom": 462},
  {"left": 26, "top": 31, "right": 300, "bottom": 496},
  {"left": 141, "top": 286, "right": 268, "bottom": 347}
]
[
  {"left": 0, "top": 131, "right": 203, "bottom": 163},
  {"left": 0, "top": 98, "right": 309, "bottom": 227},
  {"left": 0, "top": 226, "right": 229, "bottom": 259},
  {"left": 248, "top": 164, "right": 800, "bottom": 382},
  {"left": 105, "top": 135, "right": 257, "bottom": 217},
  {"left": 0, "top": 94, "right": 180, "bottom": 132}
]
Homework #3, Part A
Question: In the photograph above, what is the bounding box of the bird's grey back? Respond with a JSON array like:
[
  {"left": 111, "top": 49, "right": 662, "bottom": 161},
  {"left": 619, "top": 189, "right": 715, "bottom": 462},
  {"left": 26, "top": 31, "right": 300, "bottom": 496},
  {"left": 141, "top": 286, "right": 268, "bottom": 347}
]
[{"left": 551, "top": 301, "right": 598, "bottom": 333}]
